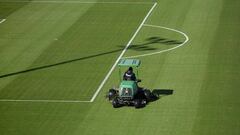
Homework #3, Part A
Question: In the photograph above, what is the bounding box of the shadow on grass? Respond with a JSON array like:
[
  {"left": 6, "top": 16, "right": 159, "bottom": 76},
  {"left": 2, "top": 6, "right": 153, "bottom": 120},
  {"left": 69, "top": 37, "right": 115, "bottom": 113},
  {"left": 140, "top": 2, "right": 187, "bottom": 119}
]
[
  {"left": 145, "top": 36, "right": 183, "bottom": 45},
  {"left": 118, "top": 36, "right": 183, "bottom": 51},
  {"left": 106, "top": 89, "right": 174, "bottom": 109},
  {"left": 0, "top": 36, "right": 182, "bottom": 79},
  {"left": 148, "top": 89, "right": 174, "bottom": 102}
]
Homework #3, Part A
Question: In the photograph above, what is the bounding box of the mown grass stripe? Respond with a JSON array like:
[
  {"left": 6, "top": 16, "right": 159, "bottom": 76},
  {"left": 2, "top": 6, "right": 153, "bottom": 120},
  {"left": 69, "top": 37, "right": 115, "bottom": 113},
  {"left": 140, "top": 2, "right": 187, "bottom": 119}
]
[{"left": 0, "top": 1, "right": 154, "bottom": 4}]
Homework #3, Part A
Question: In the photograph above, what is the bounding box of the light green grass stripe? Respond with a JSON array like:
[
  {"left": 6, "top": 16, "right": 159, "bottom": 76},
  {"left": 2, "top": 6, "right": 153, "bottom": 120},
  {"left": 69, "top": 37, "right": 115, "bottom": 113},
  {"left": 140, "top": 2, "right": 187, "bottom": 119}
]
[
  {"left": 90, "top": 2, "right": 157, "bottom": 102},
  {"left": 0, "top": 0, "right": 154, "bottom": 4}
]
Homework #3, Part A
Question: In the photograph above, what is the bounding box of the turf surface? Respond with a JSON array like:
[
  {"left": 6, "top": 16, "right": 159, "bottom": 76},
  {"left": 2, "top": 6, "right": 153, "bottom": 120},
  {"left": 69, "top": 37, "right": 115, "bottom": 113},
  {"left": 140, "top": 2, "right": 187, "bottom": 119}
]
[
  {"left": 0, "top": 0, "right": 240, "bottom": 135},
  {"left": 0, "top": 1, "right": 152, "bottom": 100}
]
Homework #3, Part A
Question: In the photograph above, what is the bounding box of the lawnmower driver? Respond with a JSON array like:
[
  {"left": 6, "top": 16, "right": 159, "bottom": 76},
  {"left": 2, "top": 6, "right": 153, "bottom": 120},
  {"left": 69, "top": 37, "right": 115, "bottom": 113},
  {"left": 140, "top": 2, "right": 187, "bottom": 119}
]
[{"left": 123, "top": 67, "right": 136, "bottom": 81}]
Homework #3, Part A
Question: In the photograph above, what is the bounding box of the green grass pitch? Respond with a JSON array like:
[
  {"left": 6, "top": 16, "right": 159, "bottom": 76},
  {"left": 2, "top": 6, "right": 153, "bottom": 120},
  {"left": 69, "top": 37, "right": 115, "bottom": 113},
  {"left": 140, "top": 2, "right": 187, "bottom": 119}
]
[{"left": 0, "top": 0, "right": 240, "bottom": 135}]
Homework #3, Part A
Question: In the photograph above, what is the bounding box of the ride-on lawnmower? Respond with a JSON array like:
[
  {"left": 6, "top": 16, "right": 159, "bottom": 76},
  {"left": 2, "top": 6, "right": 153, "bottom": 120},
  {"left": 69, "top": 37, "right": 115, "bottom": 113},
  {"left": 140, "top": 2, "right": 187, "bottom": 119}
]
[{"left": 107, "top": 59, "right": 156, "bottom": 108}]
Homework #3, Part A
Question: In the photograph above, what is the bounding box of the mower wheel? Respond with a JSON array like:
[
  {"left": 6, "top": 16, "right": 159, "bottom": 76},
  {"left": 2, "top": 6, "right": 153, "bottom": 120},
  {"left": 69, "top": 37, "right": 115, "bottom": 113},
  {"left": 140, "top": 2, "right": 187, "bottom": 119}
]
[
  {"left": 112, "top": 98, "right": 120, "bottom": 108},
  {"left": 144, "top": 89, "right": 152, "bottom": 101},
  {"left": 108, "top": 89, "right": 117, "bottom": 100},
  {"left": 134, "top": 99, "right": 142, "bottom": 108}
]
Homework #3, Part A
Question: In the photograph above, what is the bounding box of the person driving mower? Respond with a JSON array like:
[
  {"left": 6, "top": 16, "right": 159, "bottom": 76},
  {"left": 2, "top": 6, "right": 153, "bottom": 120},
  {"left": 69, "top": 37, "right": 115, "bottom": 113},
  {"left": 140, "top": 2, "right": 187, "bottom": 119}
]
[{"left": 123, "top": 67, "right": 136, "bottom": 81}]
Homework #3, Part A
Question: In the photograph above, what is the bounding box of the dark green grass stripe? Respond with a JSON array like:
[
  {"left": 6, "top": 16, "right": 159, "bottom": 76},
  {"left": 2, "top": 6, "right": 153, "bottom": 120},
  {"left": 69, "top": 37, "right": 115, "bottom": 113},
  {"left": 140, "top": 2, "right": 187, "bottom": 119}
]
[
  {"left": 0, "top": 1, "right": 31, "bottom": 18},
  {"left": 192, "top": 1, "right": 240, "bottom": 134},
  {"left": 0, "top": 3, "right": 152, "bottom": 100},
  {"left": 0, "top": 48, "right": 123, "bottom": 79}
]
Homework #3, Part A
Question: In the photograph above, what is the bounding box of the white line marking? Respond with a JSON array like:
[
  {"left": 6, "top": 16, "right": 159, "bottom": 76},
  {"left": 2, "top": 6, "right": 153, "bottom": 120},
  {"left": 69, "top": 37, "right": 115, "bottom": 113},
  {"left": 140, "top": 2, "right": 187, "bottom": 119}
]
[
  {"left": 0, "top": 19, "right": 6, "bottom": 24},
  {"left": 123, "top": 24, "right": 189, "bottom": 58},
  {"left": 0, "top": 3, "right": 189, "bottom": 104},
  {"left": 0, "top": 3, "right": 157, "bottom": 103},
  {"left": 0, "top": 1, "right": 153, "bottom": 4},
  {"left": 0, "top": 99, "right": 91, "bottom": 103},
  {"left": 90, "top": 2, "right": 158, "bottom": 102}
]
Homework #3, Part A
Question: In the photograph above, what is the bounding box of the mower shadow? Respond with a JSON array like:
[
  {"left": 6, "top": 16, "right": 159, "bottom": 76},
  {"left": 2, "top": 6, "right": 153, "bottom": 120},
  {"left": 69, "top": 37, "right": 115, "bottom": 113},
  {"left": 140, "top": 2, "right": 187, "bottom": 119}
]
[
  {"left": 130, "top": 89, "right": 174, "bottom": 109},
  {"left": 148, "top": 89, "right": 174, "bottom": 103},
  {"left": 106, "top": 89, "right": 174, "bottom": 109}
]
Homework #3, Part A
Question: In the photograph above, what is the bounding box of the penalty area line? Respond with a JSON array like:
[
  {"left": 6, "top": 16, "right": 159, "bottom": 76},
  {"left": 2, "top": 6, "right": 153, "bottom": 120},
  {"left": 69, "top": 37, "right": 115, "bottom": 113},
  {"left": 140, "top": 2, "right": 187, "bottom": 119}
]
[
  {"left": 123, "top": 24, "right": 190, "bottom": 58},
  {"left": 90, "top": 2, "right": 158, "bottom": 102},
  {"left": 0, "top": 99, "right": 91, "bottom": 103},
  {"left": 0, "top": 3, "right": 158, "bottom": 103},
  {"left": 0, "top": 1, "right": 154, "bottom": 4},
  {"left": 0, "top": 19, "right": 6, "bottom": 24}
]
